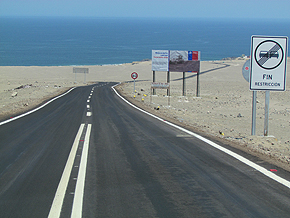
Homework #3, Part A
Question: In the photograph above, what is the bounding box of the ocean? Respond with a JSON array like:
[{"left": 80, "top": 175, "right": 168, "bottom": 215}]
[{"left": 0, "top": 17, "right": 289, "bottom": 66}]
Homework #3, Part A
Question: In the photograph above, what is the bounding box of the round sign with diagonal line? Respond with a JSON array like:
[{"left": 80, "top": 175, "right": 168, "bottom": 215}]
[
  {"left": 131, "top": 72, "right": 138, "bottom": 80},
  {"left": 250, "top": 36, "right": 288, "bottom": 91},
  {"left": 254, "top": 40, "right": 283, "bottom": 70}
]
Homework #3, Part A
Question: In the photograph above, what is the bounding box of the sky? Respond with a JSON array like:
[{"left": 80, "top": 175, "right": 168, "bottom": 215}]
[{"left": 1, "top": 0, "right": 290, "bottom": 20}]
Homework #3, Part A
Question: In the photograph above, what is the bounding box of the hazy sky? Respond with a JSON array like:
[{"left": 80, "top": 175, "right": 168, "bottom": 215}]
[{"left": 1, "top": 0, "right": 290, "bottom": 19}]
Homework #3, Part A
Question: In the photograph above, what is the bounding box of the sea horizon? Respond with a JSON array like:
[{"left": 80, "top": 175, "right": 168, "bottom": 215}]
[{"left": 1, "top": 16, "right": 289, "bottom": 66}]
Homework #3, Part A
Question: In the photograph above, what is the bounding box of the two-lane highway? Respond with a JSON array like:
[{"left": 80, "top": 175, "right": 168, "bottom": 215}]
[{"left": 1, "top": 82, "right": 290, "bottom": 217}]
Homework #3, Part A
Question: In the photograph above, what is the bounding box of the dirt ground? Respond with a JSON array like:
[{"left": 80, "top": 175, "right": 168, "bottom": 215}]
[{"left": 1, "top": 59, "right": 289, "bottom": 170}]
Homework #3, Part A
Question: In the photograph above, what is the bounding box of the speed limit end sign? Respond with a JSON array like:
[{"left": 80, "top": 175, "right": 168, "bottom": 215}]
[{"left": 250, "top": 36, "right": 288, "bottom": 91}]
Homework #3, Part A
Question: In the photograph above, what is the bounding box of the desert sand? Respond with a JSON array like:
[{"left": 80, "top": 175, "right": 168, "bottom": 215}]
[{"left": 0, "top": 59, "right": 290, "bottom": 169}]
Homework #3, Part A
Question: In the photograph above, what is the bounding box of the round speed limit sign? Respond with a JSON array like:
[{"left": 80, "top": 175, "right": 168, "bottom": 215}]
[{"left": 131, "top": 72, "right": 138, "bottom": 80}]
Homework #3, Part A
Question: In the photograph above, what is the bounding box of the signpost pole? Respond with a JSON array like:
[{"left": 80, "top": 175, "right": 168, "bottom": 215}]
[
  {"left": 182, "top": 72, "right": 186, "bottom": 96},
  {"left": 264, "top": 91, "right": 270, "bottom": 136},
  {"left": 196, "top": 69, "right": 200, "bottom": 97},
  {"left": 167, "top": 71, "right": 170, "bottom": 96},
  {"left": 131, "top": 72, "right": 138, "bottom": 94},
  {"left": 153, "top": 71, "right": 156, "bottom": 95},
  {"left": 251, "top": 91, "right": 257, "bottom": 135}
]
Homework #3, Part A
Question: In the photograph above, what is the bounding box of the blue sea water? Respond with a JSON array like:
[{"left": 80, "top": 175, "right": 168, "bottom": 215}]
[{"left": 0, "top": 17, "right": 289, "bottom": 66}]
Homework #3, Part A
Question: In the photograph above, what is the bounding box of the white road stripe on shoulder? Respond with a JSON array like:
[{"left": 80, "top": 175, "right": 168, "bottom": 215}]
[
  {"left": 0, "top": 87, "right": 76, "bottom": 126},
  {"left": 111, "top": 83, "right": 290, "bottom": 189}
]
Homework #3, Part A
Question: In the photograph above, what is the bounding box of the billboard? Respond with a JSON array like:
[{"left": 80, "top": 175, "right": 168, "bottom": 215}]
[
  {"left": 152, "top": 50, "right": 200, "bottom": 72},
  {"left": 152, "top": 50, "right": 169, "bottom": 71},
  {"left": 73, "top": 67, "right": 89, "bottom": 74}
]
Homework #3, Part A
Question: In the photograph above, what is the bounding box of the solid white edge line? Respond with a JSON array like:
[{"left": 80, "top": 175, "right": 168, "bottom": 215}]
[
  {"left": 71, "top": 124, "right": 92, "bottom": 218},
  {"left": 111, "top": 83, "right": 290, "bottom": 189},
  {"left": 48, "top": 124, "right": 85, "bottom": 218},
  {"left": 0, "top": 87, "right": 76, "bottom": 126}
]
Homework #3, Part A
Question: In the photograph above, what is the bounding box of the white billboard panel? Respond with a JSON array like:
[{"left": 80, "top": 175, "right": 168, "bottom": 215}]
[{"left": 152, "top": 50, "right": 169, "bottom": 71}]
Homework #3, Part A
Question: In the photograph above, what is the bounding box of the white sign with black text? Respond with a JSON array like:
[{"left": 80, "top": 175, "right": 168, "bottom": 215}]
[{"left": 250, "top": 36, "right": 288, "bottom": 91}]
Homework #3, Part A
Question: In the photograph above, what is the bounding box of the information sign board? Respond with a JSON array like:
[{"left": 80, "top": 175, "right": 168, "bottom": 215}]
[
  {"left": 151, "top": 82, "right": 170, "bottom": 89},
  {"left": 152, "top": 50, "right": 169, "bottom": 71},
  {"left": 152, "top": 50, "right": 200, "bottom": 72}
]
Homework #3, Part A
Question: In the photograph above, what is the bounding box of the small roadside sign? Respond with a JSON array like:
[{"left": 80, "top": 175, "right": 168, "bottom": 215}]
[
  {"left": 131, "top": 72, "right": 138, "bottom": 80},
  {"left": 242, "top": 59, "right": 250, "bottom": 83},
  {"left": 131, "top": 72, "right": 138, "bottom": 94},
  {"left": 151, "top": 82, "right": 170, "bottom": 89},
  {"left": 250, "top": 36, "right": 288, "bottom": 91}
]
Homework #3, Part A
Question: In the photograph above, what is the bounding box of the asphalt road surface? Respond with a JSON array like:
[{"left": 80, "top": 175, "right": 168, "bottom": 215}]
[{"left": 1, "top": 82, "right": 290, "bottom": 218}]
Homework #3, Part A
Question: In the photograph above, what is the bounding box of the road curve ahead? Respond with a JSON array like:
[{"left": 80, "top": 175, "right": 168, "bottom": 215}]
[{"left": 1, "top": 82, "right": 290, "bottom": 217}]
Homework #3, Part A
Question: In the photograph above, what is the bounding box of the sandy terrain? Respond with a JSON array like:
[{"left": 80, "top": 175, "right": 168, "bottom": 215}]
[{"left": 1, "top": 59, "right": 290, "bottom": 170}]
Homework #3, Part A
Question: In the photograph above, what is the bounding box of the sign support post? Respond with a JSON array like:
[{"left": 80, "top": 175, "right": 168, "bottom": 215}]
[
  {"left": 167, "top": 71, "right": 170, "bottom": 96},
  {"left": 264, "top": 91, "right": 270, "bottom": 136},
  {"left": 251, "top": 91, "right": 257, "bottom": 135},
  {"left": 151, "top": 82, "right": 170, "bottom": 105},
  {"left": 182, "top": 72, "right": 186, "bottom": 96},
  {"left": 153, "top": 71, "right": 156, "bottom": 95},
  {"left": 196, "top": 70, "right": 200, "bottom": 97}
]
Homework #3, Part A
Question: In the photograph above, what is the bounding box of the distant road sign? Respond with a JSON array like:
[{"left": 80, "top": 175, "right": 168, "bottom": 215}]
[
  {"left": 242, "top": 59, "right": 250, "bottom": 83},
  {"left": 151, "top": 82, "right": 170, "bottom": 89},
  {"left": 250, "top": 36, "right": 288, "bottom": 91},
  {"left": 131, "top": 72, "right": 138, "bottom": 80}
]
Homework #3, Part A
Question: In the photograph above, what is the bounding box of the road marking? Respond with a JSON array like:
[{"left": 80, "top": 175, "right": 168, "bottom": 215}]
[
  {"left": 176, "top": 134, "right": 192, "bottom": 138},
  {"left": 48, "top": 124, "right": 85, "bottom": 218},
  {"left": 71, "top": 124, "right": 92, "bottom": 218},
  {"left": 111, "top": 84, "right": 290, "bottom": 189}
]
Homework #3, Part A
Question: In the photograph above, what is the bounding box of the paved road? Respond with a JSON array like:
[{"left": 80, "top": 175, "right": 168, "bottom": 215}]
[{"left": 1, "top": 82, "right": 290, "bottom": 218}]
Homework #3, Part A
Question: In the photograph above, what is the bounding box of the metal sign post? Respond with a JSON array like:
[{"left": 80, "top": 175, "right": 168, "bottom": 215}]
[
  {"left": 251, "top": 91, "right": 257, "bottom": 135},
  {"left": 250, "top": 35, "right": 288, "bottom": 136},
  {"left": 182, "top": 72, "right": 186, "bottom": 96},
  {"left": 242, "top": 59, "right": 257, "bottom": 135},
  {"left": 196, "top": 68, "right": 200, "bottom": 97},
  {"left": 264, "top": 91, "right": 270, "bottom": 136},
  {"left": 151, "top": 82, "right": 170, "bottom": 105},
  {"left": 131, "top": 72, "right": 138, "bottom": 93}
]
